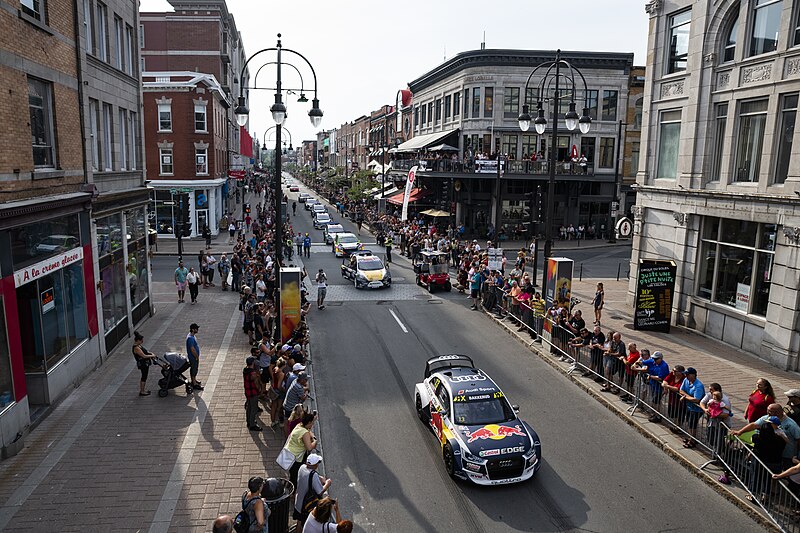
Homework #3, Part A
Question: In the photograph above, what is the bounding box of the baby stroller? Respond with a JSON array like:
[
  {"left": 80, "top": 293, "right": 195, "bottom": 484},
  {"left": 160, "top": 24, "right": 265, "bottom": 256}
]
[{"left": 153, "top": 352, "right": 194, "bottom": 397}]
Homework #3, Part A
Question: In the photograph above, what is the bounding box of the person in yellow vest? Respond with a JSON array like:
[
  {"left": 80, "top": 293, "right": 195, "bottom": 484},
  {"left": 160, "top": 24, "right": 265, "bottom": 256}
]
[
  {"left": 531, "top": 291, "right": 546, "bottom": 340},
  {"left": 385, "top": 235, "right": 394, "bottom": 264}
]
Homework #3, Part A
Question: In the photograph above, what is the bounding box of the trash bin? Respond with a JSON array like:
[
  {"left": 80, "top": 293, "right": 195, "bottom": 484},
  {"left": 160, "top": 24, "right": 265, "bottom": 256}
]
[{"left": 262, "top": 477, "right": 294, "bottom": 533}]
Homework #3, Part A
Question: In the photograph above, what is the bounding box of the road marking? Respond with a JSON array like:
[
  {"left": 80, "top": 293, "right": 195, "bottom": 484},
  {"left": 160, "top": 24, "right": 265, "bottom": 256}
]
[
  {"left": 389, "top": 309, "right": 408, "bottom": 333},
  {"left": 148, "top": 309, "right": 240, "bottom": 532},
  {"left": 0, "top": 302, "right": 185, "bottom": 530}
]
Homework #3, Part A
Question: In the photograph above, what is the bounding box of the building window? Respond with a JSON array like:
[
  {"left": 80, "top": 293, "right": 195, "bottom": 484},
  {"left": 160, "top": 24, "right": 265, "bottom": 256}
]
[
  {"left": 522, "top": 134, "right": 536, "bottom": 159},
  {"left": 195, "top": 147, "right": 208, "bottom": 175},
  {"left": 28, "top": 77, "right": 55, "bottom": 169},
  {"left": 84, "top": 0, "right": 94, "bottom": 52},
  {"left": 601, "top": 90, "right": 618, "bottom": 121},
  {"left": 158, "top": 103, "right": 171, "bottom": 131},
  {"left": 795, "top": 6, "right": 800, "bottom": 46},
  {"left": 484, "top": 87, "right": 494, "bottom": 118},
  {"left": 118, "top": 109, "right": 128, "bottom": 170},
  {"left": 599, "top": 138, "right": 615, "bottom": 168},
  {"left": 138, "top": 23, "right": 144, "bottom": 48},
  {"left": 657, "top": 110, "right": 682, "bottom": 179},
  {"left": 501, "top": 134, "right": 517, "bottom": 158},
  {"left": 697, "top": 217, "right": 775, "bottom": 317},
  {"left": 96, "top": 2, "right": 108, "bottom": 61},
  {"left": 709, "top": 103, "right": 728, "bottom": 182},
  {"left": 420, "top": 104, "right": 426, "bottom": 126},
  {"left": 667, "top": 9, "right": 691, "bottom": 73},
  {"left": 774, "top": 93, "right": 797, "bottom": 184},
  {"left": 0, "top": 300, "right": 13, "bottom": 410},
  {"left": 472, "top": 87, "right": 481, "bottom": 117},
  {"left": 114, "top": 16, "right": 124, "bottom": 69},
  {"left": 21, "top": 0, "right": 43, "bottom": 21},
  {"left": 159, "top": 147, "right": 173, "bottom": 175},
  {"left": 453, "top": 92, "right": 460, "bottom": 117},
  {"left": 194, "top": 104, "right": 207, "bottom": 132},
  {"left": 584, "top": 90, "right": 599, "bottom": 120},
  {"left": 504, "top": 87, "right": 520, "bottom": 118},
  {"left": 444, "top": 95, "right": 451, "bottom": 120},
  {"left": 427, "top": 102, "right": 432, "bottom": 124},
  {"left": 734, "top": 98, "right": 768, "bottom": 182},
  {"left": 129, "top": 111, "right": 137, "bottom": 170},
  {"left": 750, "top": 0, "right": 781, "bottom": 57},
  {"left": 524, "top": 87, "right": 538, "bottom": 110},
  {"left": 414, "top": 106, "right": 419, "bottom": 129},
  {"left": 464, "top": 89, "right": 470, "bottom": 117},
  {"left": 580, "top": 137, "right": 596, "bottom": 166},
  {"left": 723, "top": 14, "right": 738, "bottom": 62},
  {"left": 633, "top": 97, "right": 644, "bottom": 129},
  {"left": 435, "top": 98, "right": 442, "bottom": 122},
  {"left": 102, "top": 103, "right": 113, "bottom": 170},
  {"left": 89, "top": 99, "right": 100, "bottom": 171},
  {"left": 125, "top": 24, "right": 135, "bottom": 74},
  {"left": 630, "top": 141, "right": 640, "bottom": 175}
]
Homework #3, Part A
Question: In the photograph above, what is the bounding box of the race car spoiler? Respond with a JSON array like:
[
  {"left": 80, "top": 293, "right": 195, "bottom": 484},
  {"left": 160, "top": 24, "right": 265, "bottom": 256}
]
[{"left": 425, "top": 354, "right": 475, "bottom": 378}]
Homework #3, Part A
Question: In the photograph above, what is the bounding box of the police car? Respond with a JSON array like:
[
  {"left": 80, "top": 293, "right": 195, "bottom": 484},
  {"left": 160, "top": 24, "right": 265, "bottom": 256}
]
[
  {"left": 341, "top": 251, "right": 391, "bottom": 289},
  {"left": 413, "top": 355, "right": 541, "bottom": 485}
]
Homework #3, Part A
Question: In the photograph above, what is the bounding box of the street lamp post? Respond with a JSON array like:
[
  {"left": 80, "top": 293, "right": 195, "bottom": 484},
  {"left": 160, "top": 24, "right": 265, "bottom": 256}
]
[
  {"left": 607, "top": 119, "right": 626, "bottom": 243},
  {"left": 234, "top": 33, "right": 323, "bottom": 344},
  {"left": 518, "top": 49, "right": 592, "bottom": 264}
]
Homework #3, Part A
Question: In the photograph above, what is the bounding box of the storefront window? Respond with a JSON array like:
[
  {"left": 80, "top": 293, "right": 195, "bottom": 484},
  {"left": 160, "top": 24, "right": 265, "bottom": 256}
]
[
  {"left": 100, "top": 255, "right": 127, "bottom": 332},
  {"left": 126, "top": 207, "right": 149, "bottom": 309},
  {"left": 17, "top": 261, "right": 88, "bottom": 372},
  {"left": 153, "top": 189, "right": 175, "bottom": 235},
  {"left": 0, "top": 301, "right": 13, "bottom": 410},
  {"left": 697, "top": 216, "right": 775, "bottom": 316},
  {"left": 97, "top": 213, "right": 123, "bottom": 256},
  {"left": 10, "top": 214, "right": 80, "bottom": 269}
]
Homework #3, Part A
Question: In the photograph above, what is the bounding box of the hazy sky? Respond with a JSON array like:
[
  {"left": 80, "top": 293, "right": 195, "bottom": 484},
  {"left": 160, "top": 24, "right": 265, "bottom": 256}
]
[{"left": 140, "top": 0, "right": 649, "bottom": 147}]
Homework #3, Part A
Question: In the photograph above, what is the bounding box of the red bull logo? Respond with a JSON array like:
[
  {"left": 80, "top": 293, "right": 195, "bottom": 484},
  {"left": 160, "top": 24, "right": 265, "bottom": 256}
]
[{"left": 466, "top": 424, "right": 525, "bottom": 443}]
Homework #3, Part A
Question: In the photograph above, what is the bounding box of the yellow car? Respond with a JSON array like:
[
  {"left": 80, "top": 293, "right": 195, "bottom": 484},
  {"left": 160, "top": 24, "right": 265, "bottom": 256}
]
[
  {"left": 332, "top": 232, "right": 363, "bottom": 257},
  {"left": 341, "top": 251, "right": 391, "bottom": 289}
]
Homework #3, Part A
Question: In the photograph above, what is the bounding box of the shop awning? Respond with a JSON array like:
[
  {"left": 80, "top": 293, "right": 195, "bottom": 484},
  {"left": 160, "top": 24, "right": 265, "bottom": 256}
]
[
  {"left": 374, "top": 186, "right": 399, "bottom": 200},
  {"left": 386, "top": 188, "right": 432, "bottom": 205},
  {"left": 395, "top": 128, "right": 458, "bottom": 153}
]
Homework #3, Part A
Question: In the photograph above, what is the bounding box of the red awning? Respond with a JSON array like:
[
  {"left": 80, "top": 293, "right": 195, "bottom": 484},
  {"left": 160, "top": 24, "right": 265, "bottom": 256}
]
[{"left": 386, "top": 188, "right": 432, "bottom": 206}]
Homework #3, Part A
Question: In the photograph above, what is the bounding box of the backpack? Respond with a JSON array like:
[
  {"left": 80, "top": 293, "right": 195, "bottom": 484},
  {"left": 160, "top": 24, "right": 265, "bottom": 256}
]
[
  {"left": 233, "top": 492, "right": 258, "bottom": 533},
  {"left": 302, "top": 471, "right": 321, "bottom": 516}
]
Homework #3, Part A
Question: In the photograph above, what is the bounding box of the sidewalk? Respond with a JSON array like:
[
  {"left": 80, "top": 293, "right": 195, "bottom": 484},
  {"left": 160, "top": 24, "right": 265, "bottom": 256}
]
[{"left": 0, "top": 276, "right": 317, "bottom": 531}]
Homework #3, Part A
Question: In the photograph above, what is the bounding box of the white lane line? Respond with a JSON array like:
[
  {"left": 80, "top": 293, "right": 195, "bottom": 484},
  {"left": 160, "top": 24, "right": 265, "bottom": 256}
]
[
  {"left": 148, "top": 309, "right": 241, "bottom": 532},
  {"left": 388, "top": 309, "right": 408, "bottom": 333},
  {"left": 0, "top": 303, "right": 185, "bottom": 530}
]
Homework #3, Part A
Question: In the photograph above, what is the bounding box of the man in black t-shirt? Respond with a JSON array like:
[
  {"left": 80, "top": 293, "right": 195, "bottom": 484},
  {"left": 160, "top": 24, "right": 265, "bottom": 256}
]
[{"left": 586, "top": 326, "right": 606, "bottom": 379}]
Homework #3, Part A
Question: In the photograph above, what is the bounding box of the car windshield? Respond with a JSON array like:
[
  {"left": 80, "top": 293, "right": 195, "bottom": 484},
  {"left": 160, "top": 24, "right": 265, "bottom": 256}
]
[
  {"left": 339, "top": 236, "right": 358, "bottom": 244},
  {"left": 430, "top": 263, "right": 448, "bottom": 274},
  {"left": 452, "top": 397, "right": 515, "bottom": 426},
  {"left": 317, "top": 215, "right": 330, "bottom": 221},
  {"left": 359, "top": 259, "right": 383, "bottom": 271},
  {"left": 328, "top": 226, "right": 343, "bottom": 233}
]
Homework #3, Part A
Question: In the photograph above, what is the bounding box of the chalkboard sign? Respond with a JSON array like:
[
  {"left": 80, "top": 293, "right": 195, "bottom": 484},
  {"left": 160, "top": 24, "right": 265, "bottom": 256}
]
[{"left": 633, "top": 260, "right": 677, "bottom": 332}]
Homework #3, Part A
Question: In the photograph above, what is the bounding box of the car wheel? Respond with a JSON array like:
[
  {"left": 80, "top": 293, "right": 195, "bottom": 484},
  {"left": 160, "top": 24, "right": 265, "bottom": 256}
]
[
  {"left": 444, "top": 281, "right": 452, "bottom": 292},
  {"left": 416, "top": 275, "right": 421, "bottom": 286},
  {"left": 415, "top": 394, "right": 425, "bottom": 422},
  {"left": 354, "top": 278, "right": 359, "bottom": 289},
  {"left": 428, "top": 282, "right": 434, "bottom": 293},
  {"left": 443, "top": 444, "right": 457, "bottom": 479}
]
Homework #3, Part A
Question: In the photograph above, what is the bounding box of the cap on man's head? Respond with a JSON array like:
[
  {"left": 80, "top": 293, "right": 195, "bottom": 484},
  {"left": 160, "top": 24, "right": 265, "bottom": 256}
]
[
  {"left": 246, "top": 356, "right": 256, "bottom": 366},
  {"left": 786, "top": 389, "right": 800, "bottom": 398},
  {"left": 282, "top": 344, "right": 291, "bottom": 351},
  {"left": 294, "top": 344, "right": 302, "bottom": 351},
  {"left": 652, "top": 351, "right": 663, "bottom": 359},
  {"left": 685, "top": 367, "right": 697, "bottom": 375},
  {"left": 769, "top": 415, "right": 782, "bottom": 425},
  {"left": 306, "top": 453, "right": 322, "bottom": 465},
  {"left": 292, "top": 363, "right": 306, "bottom": 372},
  {"left": 297, "top": 371, "right": 308, "bottom": 381}
]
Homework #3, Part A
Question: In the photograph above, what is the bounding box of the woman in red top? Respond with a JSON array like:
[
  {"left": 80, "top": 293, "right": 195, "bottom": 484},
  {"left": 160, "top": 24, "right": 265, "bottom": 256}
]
[
  {"left": 745, "top": 378, "right": 775, "bottom": 422},
  {"left": 621, "top": 342, "right": 641, "bottom": 402}
]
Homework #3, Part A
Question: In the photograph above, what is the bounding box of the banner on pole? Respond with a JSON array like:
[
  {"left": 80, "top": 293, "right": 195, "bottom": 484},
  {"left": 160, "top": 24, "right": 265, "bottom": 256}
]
[
  {"left": 280, "top": 268, "right": 302, "bottom": 343},
  {"left": 401, "top": 165, "right": 418, "bottom": 221}
]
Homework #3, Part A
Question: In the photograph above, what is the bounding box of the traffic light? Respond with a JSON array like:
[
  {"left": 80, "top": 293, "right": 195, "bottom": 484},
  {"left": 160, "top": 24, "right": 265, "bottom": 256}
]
[
  {"left": 244, "top": 203, "right": 251, "bottom": 214},
  {"left": 181, "top": 194, "right": 191, "bottom": 237}
]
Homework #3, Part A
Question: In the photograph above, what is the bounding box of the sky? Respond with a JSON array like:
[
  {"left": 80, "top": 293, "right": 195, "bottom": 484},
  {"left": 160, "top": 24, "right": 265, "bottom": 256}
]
[{"left": 139, "top": 0, "right": 650, "bottom": 148}]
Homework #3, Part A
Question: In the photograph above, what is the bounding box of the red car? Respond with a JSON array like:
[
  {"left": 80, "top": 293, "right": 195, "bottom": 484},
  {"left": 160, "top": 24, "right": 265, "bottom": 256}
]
[
  {"left": 289, "top": 186, "right": 300, "bottom": 192},
  {"left": 413, "top": 250, "right": 451, "bottom": 292}
]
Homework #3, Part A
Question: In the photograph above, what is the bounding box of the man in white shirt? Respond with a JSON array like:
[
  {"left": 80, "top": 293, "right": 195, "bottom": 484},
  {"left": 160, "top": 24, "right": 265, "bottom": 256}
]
[
  {"left": 315, "top": 269, "right": 327, "bottom": 310},
  {"left": 294, "top": 454, "right": 331, "bottom": 529}
]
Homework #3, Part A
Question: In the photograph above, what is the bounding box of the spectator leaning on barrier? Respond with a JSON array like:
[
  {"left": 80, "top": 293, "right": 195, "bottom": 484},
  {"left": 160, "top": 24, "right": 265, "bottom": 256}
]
[
  {"left": 660, "top": 363, "right": 685, "bottom": 426},
  {"left": 601, "top": 332, "right": 625, "bottom": 394},
  {"left": 785, "top": 388, "right": 800, "bottom": 426},
  {"left": 620, "top": 342, "right": 641, "bottom": 403},
  {"left": 735, "top": 403, "right": 800, "bottom": 470},
  {"left": 745, "top": 378, "right": 776, "bottom": 423},
  {"left": 585, "top": 326, "right": 606, "bottom": 379},
  {"left": 679, "top": 368, "right": 705, "bottom": 448},
  {"left": 635, "top": 350, "right": 670, "bottom": 423}
]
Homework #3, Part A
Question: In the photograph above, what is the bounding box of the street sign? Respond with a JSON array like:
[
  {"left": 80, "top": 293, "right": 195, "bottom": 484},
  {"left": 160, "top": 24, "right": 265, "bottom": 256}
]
[
  {"left": 611, "top": 201, "right": 619, "bottom": 211},
  {"left": 179, "top": 188, "right": 193, "bottom": 193},
  {"left": 616, "top": 217, "right": 633, "bottom": 238},
  {"left": 487, "top": 248, "right": 504, "bottom": 271},
  {"left": 163, "top": 201, "right": 176, "bottom": 206}
]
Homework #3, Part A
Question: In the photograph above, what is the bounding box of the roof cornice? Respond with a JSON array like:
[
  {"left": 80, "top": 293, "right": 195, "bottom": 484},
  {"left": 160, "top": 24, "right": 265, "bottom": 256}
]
[{"left": 408, "top": 49, "right": 635, "bottom": 93}]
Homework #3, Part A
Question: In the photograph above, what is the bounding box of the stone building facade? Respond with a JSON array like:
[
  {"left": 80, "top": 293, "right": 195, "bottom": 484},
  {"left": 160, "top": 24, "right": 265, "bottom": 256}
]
[{"left": 630, "top": 0, "right": 800, "bottom": 369}]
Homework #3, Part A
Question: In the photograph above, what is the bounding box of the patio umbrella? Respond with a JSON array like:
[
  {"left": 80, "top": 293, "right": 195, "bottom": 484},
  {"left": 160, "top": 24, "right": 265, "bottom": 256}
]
[
  {"left": 420, "top": 209, "right": 451, "bottom": 217},
  {"left": 428, "top": 143, "right": 459, "bottom": 152}
]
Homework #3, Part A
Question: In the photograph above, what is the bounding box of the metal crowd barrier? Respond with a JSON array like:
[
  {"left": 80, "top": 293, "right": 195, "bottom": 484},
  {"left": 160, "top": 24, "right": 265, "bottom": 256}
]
[{"left": 487, "top": 285, "right": 800, "bottom": 533}]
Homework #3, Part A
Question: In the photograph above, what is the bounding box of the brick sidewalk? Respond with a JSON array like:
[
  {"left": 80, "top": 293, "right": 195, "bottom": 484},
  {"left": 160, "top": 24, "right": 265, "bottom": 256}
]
[
  {"left": 0, "top": 280, "right": 302, "bottom": 531},
  {"left": 569, "top": 279, "right": 800, "bottom": 425}
]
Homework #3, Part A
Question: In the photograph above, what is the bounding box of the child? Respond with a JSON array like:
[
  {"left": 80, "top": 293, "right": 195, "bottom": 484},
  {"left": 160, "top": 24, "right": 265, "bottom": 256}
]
[{"left": 707, "top": 391, "right": 725, "bottom": 419}]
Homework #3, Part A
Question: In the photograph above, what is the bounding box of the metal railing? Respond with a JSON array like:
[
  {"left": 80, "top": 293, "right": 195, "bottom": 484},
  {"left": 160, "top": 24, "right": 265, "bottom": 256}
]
[
  {"left": 486, "top": 284, "right": 800, "bottom": 533},
  {"left": 391, "top": 158, "right": 593, "bottom": 176}
]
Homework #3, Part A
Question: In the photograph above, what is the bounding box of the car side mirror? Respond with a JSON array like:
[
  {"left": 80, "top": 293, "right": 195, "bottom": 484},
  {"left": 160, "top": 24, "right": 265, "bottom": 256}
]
[{"left": 512, "top": 404, "right": 520, "bottom": 413}]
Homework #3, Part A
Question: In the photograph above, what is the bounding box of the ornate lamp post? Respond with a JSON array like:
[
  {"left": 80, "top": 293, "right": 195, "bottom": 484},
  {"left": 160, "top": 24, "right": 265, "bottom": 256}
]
[{"left": 234, "top": 34, "right": 322, "bottom": 343}]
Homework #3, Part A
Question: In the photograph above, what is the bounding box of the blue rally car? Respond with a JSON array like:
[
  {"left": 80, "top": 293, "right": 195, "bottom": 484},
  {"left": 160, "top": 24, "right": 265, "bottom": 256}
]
[{"left": 413, "top": 354, "right": 542, "bottom": 485}]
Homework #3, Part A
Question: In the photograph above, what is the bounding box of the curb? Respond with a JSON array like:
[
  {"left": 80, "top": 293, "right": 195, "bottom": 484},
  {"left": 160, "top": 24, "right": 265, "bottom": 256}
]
[{"left": 480, "top": 308, "right": 778, "bottom": 531}]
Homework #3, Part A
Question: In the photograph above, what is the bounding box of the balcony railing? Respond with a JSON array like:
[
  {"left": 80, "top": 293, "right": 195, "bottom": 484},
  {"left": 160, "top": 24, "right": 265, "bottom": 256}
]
[{"left": 390, "top": 158, "right": 594, "bottom": 176}]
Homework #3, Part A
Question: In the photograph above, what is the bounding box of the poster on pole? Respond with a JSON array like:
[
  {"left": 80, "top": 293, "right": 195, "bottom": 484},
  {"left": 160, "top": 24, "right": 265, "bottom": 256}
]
[
  {"left": 633, "top": 260, "right": 677, "bottom": 332},
  {"left": 401, "top": 165, "right": 418, "bottom": 221},
  {"left": 487, "top": 248, "right": 504, "bottom": 271},
  {"left": 542, "top": 257, "right": 573, "bottom": 343},
  {"left": 280, "top": 267, "right": 302, "bottom": 343}
]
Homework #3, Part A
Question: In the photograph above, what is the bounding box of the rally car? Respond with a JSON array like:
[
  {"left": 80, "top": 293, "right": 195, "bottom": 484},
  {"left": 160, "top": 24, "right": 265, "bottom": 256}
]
[
  {"left": 414, "top": 355, "right": 541, "bottom": 485},
  {"left": 332, "top": 232, "right": 363, "bottom": 257},
  {"left": 323, "top": 224, "right": 345, "bottom": 244},
  {"left": 341, "top": 251, "right": 391, "bottom": 289},
  {"left": 298, "top": 193, "right": 311, "bottom": 203},
  {"left": 289, "top": 185, "right": 300, "bottom": 192}
]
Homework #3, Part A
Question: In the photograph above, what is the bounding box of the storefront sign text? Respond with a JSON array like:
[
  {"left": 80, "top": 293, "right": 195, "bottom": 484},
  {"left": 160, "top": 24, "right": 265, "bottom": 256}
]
[
  {"left": 41, "top": 288, "right": 55, "bottom": 313},
  {"left": 14, "top": 247, "right": 84, "bottom": 288}
]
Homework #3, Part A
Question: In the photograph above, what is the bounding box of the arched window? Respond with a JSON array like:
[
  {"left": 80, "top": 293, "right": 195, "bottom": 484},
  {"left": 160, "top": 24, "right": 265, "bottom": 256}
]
[
  {"left": 723, "top": 12, "right": 739, "bottom": 62},
  {"left": 633, "top": 98, "right": 644, "bottom": 129}
]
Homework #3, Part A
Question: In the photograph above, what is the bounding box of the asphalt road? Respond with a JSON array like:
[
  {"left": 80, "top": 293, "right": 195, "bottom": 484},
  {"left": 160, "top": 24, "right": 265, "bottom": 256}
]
[{"left": 276, "top": 183, "right": 759, "bottom": 533}]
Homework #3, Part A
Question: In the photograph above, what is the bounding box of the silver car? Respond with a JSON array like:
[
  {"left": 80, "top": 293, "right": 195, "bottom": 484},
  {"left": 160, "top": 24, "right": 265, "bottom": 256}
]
[{"left": 324, "top": 224, "right": 344, "bottom": 244}]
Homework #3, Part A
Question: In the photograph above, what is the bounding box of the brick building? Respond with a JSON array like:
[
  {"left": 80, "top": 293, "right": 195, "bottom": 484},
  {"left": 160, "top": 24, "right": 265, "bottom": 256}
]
[
  {"left": 140, "top": 0, "right": 251, "bottom": 225},
  {"left": 0, "top": 0, "right": 97, "bottom": 453},
  {"left": 143, "top": 72, "right": 230, "bottom": 238}
]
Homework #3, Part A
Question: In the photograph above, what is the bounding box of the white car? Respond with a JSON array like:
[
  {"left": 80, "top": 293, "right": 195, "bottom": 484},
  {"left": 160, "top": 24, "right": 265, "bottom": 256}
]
[
  {"left": 305, "top": 199, "right": 318, "bottom": 210},
  {"left": 311, "top": 204, "right": 327, "bottom": 217},
  {"left": 313, "top": 212, "right": 332, "bottom": 229},
  {"left": 323, "top": 224, "right": 345, "bottom": 244},
  {"left": 332, "top": 233, "right": 363, "bottom": 257}
]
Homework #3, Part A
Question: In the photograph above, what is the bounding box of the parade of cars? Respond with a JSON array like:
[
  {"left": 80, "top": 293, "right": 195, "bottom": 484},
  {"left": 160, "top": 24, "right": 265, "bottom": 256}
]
[
  {"left": 332, "top": 232, "right": 363, "bottom": 257},
  {"left": 414, "top": 355, "right": 541, "bottom": 485},
  {"left": 340, "top": 251, "right": 391, "bottom": 289}
]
